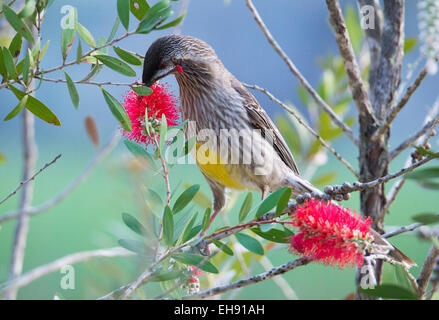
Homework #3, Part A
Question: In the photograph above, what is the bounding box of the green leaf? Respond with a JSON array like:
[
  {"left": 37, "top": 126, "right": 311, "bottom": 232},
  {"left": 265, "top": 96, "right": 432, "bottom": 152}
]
[
  {"left": 61, "top": 28, "right": 75, "bottom": 62},
  {"left": 201, "top": 208, "right": 211, "bottom": 231},
  {"left": 22, "top": 53, "right": 30, "bottom": 84},
  {"left": 345, "top": 5, "right": 362, "bottom": 54},
  {"left": 251, "top": 227, "right": 290, "bottom": 243},
  {"left": 76, "top": 39, "right": 82, "bottom": 64},
  {"left": 178, "top": 212, "right": 198, "bottom": 244},
  {"left": 404, "top": 37, "right": 417, "bottom": 54},
  {"left": 75, "top": 22, "right": 96, "bottom": 47},
  {"left": 118, "top": 238, "right": 148, "bottom": 254},
  {"left": 95, "top": 54, "right": 136, "bottom": 77},
  {"left": 235, "top": 233, "right": 264, "bottom": 255},
  {"left": 136, "top": 0, "right": 172, "bottom": 34},
  {"left": 113, "top": 46, "right": 143, "bottom": 65},
  {"left": 38, "top": 40, "right": 50, "bottom": 61},
  {"left": 108, "top": 17, "right": 120, "bottom": 42},
  {"left": 101, "top": 88, "right": 132, "bottom": 131},
  {"left": 149, "top": 269, "right": 182, "bottom": 282},
  {"left": 163, "top": 205, "right": 174, "bottom": 246},
  {"left": 4, "top": 95, "right": 28, "bottom": 121},
  {"left": 394, "top": 265, "right": 413, "bottom": 291},
  {"left": 212, "top": 239, "right": 234, "bottom": 256},
  {"left": 412, "top": 213, "right": 439, "bottom": 225},
  {"left": 155, "top": 10, "right": 186, "bottom": 30},
  {"left": 406, "top": 167, "right": 439, "bottom": 180},
  {"left": 0, "top": 49, "right": 8, "bottom": 80},
  {"left": 3, "top": 5, "right": 34, "bottom": 43},
  {"left": 64, "top": 72, "right": 79, "bottom": 109},
  {"left": 18, "top": 0, "right": 36, "bottom": 19},
  {"left": 131, "top": 86, "right": 152, "bottom": 97},
  {"left": 158, "top": 113, "right": 168, "bottom": 153},
  {"left": 117, "top": 0, "right": 130, "bottom": 31},
  {"left": 130, "top": 0, "right": 150, "bottom": 20},
  {"left": 238, "top": 192, "right": 253, "bottom": 223},
  {"left": 9, "top": 86, "right": 61, "bottom": 126},
  {"left": 122, "top": 212, "right": 146, "bottom": 235},
  {"left": 9, "top": 33, "right": 22, "bottom": 58},
  {"left": 172, "top": 184, "right": 200, "bottom": 214},
  {"left": 81, "top": 63, "right": 102, "bottom": 82},
  {"left": 275, "top": 187, "right": 292, "bottom": 217},
  {"left": 2, "top": 47, "right": 17, "bottom": 80},
  {"left": 255, "top": 187, "right": 289, "bottom": 218},
  {"left": 359, "top": 284, "right": 418, "bottom": 300},
  {"left": 413, "top": 146, "right": 439, "bottom": 158},
  {"left": 123, "top": 139, "right": 154, "bottom": 164},
  {"left": 172, "top": 253, "right": 219, "bottom": 274}
]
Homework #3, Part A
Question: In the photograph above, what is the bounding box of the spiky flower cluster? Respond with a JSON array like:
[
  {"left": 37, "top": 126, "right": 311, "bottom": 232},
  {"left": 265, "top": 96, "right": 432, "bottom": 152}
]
[
  {"left": 418, "top": 0, "right": 439, "bottom": 74},
  {"left": 122, "top": 82, "right": 179, "bottom": 146},
  {"left": 288, "top": 199, "right": 373, "bottom": 268}
]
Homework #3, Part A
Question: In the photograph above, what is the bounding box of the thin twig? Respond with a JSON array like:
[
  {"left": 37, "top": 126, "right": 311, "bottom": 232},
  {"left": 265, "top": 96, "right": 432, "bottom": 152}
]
[
  {"left": 389, "top": 116, "right": 439, "bottom": 160},
  {"left": 383, "top": 223, "right": 423, "bottom": 239},
  {"left": 34, "top": 76, "right": 138, "bottom": 87},
  {"left": 326, "top": 0, "right": 376, "bottom": 121},
  {"left": 372, "top": 68, "right": 428, "bottom": 141},
  {"left": 0, "top": 131, "right": 120, "bottom": 225},
  {"left": 0, "top": 0, "right": 17, "bottom": 15},
  {"left": 0, "top": 247, "right": 134, "bottom": 295},
  {"left": 181, "top": 257, "right": 310, "bottom": 299},
  {"left": 417, "top": 240, "right": 439, "bottom": 297},
  {"left": 0, "top": 154, "right": 61, "bottom": 206},
  {"left": 245, "top": 0, "right": 359, "bottom": 146},
  {"left": 244, "top": 83, "right": 360, "bottom": 179},
  {"left": 382, "top": 96, "right": 439, "bottom": 215}
]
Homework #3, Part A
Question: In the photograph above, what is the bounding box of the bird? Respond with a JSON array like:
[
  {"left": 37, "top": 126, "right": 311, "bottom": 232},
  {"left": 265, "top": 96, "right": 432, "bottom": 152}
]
[{"left": 141, "top": 34, "right": 415, "bottom": 267}]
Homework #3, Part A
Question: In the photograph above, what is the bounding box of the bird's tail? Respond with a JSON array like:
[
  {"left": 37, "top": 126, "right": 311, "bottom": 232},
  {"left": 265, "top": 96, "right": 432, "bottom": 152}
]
[
  {"left": 285, "top": 173, "right": 416, "bottom": 268},
  {"left": 285, "top": 173, "right": 324, "bottom": 197}
]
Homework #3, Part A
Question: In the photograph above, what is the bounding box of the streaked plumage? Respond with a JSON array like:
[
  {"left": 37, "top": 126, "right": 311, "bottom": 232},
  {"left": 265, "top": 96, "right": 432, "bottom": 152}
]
[{"left": 141, "top": 34, "right": 415, "bottom": 267}]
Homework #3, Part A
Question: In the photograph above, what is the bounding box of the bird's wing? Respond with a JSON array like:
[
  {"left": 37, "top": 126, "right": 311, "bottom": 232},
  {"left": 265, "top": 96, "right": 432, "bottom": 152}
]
[{"left": 230, "top": 77, "right": 300, "bottom": 175}]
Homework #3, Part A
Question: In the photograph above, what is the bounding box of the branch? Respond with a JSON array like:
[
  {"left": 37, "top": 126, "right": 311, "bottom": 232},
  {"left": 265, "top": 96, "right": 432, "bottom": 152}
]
[
  {"left": 244, "top": 83, "right": 360, "bottom": 179},
  {"left": 325, "top": 0, "right": 376, "bottom": 121},
  {"left": 34, "top": 76, "right": 138, "bottom": 87},
  {"left": 0, "top": 131, "right": 120, "bottom": 225},
  {"left": 245, "top": 0, "right": 359, "bottom": 146},
  {"left": 417, "top": 241, "right": 439, "bottom": 297},
  {"left": 389, "top": 115, "right": 439, "bottom": 160},
  {"left": 0, "top": 247, "right": 133, "bottom": 295},
  {"left": 181, "top": 257, "right": 310, "bottom": 299},
  {"left": 383, "top": 223, "right": 423, "bottom": 239},
  {"left": 0, "top": 154, "right": 61, "bottom": 206},
  {"left": 372, "top": 67, "right": 429, "bottom": 142}
]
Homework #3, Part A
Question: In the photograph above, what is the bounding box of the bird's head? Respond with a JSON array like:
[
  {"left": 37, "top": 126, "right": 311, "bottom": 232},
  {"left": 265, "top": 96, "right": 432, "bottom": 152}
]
[{"left": 142, "top": 34, "right": 219, "bottom": 87}]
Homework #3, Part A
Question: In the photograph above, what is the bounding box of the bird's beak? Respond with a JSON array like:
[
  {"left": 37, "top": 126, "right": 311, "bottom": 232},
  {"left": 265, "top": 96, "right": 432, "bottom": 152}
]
[{"left": 142, "top": 64, "right": 176, "bottom": 87}]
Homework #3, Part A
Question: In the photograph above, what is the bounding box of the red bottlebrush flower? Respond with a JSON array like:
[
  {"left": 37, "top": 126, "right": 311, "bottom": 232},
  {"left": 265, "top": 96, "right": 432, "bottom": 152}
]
[
  {"left": 288, "top": 199, "right": 373, "bottom": 268},
  {"left": 122, "top": 82, "right": 179, "bottom": 146},
  {"left": 189, "top": 265, "right": 204, "bottom": 277}
]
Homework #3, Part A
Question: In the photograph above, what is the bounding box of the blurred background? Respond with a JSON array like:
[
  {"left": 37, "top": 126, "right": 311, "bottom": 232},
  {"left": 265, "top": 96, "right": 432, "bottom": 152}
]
[{"left": 0, "top": 0, "right": 438, "bottom": 299}]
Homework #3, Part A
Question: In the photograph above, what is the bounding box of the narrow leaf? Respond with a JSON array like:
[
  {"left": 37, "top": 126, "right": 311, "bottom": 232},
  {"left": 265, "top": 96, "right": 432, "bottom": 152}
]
[
  {"left": 118, "top": 238, "right": 148, "bottom": 254},
  {"left": 412, "top": 213, "right": 439, "bottom": 225},
  {"left": 172, "top": 253, "right": 219, "bottom": 274},
  {"left": 9, "top": 33, "right": 22, "bottom": 58},
  {"left": 113, "top": 46, "right": 143, "bottom": 65},
  {"left": 239, "top": 192, "right": 253, "bottom": 223},
  {"left": 101, "top": 88, "right": 132, "bottom": 131},
  {"left": 3, "top": 5, "right": 34, "bottom": 43},
  {"left": 173, "top": 184, "right": 200, "bottom": 214},
  {"left": 201, "top": 208, "right": 211, "bottom": 231},
  {"left": 130, "top": 0, "right": 150, "bottom": 20},
  {"left": 131, "top": 85, "right": 152, "bottom": 96},
  {"left": 95, "top": 54, "right": 136, "bottom": 77},
  {"left": 9, "top": 86, "right": 61, "bottom": 126},
  {"left": 235, "top": 233, "right": 264, "bottom": 255},
  {"left": 155, "top": 11, "right": 186, "bottom": 30},
  {"left": 276, "top": 187, "right": 292, "bottom": 217},
  {"left": 212, "top": 239, "right": 234, "bottom": 256},
  {"left": 76, "top": 39, "right": 82, "bottom": 64},
  {"left": 255, "top": 187, "right": 289, "bottom": 218},
  {"left": 108, "top": 17, "right": 120, "bottom": 42},
  {"left": 64, "top": 72, "right": 79, "bottom": 109},
  {"left": 359, "top": 284, "right": 418, "bottom": 300},
  {"left": 75, "top": 22, "right": 96, "bottom": 47},
  {"left": 122, "top": 212, "right": 146, "bottom": 235},
  {"left": 251, "top": 227, "right": 290, "bottom": 243},
  {"left": 158, "top": 113, "right": 168, "bottom": 153},
  {"left": 163, "top": 205, "right": 174, "bottom": 246},
  {"left": 2, "top": 47, "right": 17, "bottom": 80},
  {"left": 117, "top": 0, "right": 130, "bottom": 31},
  {"left": 4, "top": 95, "right": 28, "bottom": 121}
]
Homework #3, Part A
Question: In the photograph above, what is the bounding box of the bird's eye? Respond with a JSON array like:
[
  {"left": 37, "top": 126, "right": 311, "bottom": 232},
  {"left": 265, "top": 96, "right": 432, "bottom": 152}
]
[{"left": 158, "top": 64, "right": 166, "bottom": 70}]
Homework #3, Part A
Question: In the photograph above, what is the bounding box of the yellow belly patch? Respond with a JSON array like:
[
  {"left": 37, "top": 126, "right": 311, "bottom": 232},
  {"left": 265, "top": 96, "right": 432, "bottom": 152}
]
[{"left": 195, "top": 143, "right": 246, "bottom": 190}]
